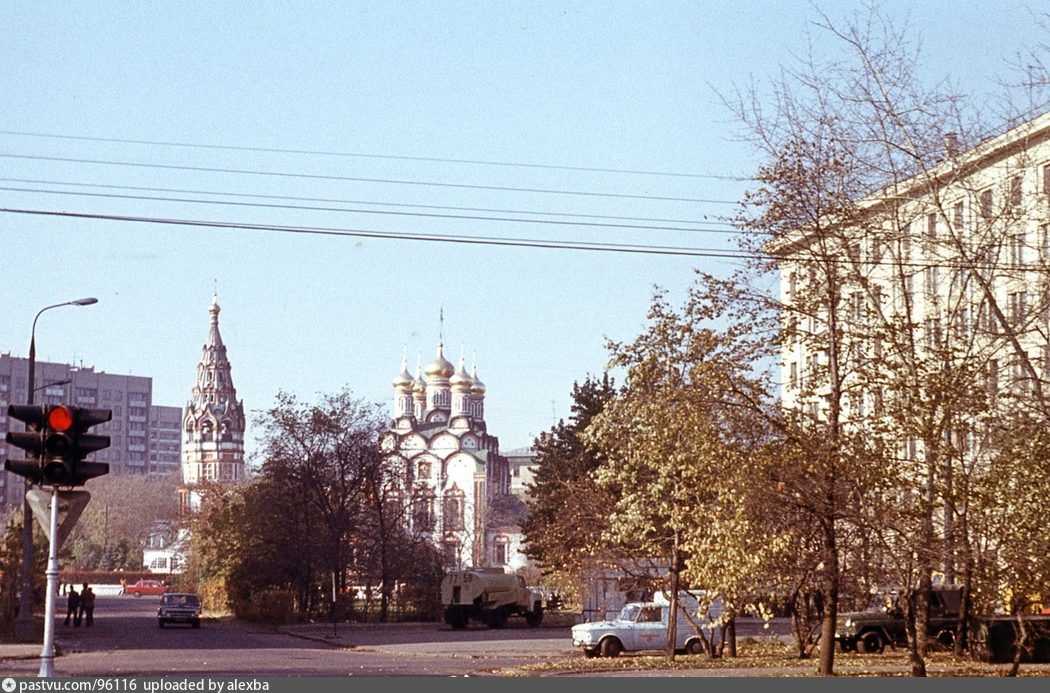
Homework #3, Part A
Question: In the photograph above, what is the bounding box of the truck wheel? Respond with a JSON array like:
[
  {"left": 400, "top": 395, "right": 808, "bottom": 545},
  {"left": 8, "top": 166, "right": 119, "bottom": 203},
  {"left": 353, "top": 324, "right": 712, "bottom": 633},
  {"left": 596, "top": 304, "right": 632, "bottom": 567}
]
[
  {"left": 445, "top": 607, "right": 468, "bottom": 629},
  {"left": 600, "top": 637, "right": 623, "bottom": 658},
  {"left": 491, "top": 606, "right": 509, "bottom": 629},
  {"left": 936, "top": 630, "right": 955, "bottom": 649},
  {"left": 859, "top": 631, "right": 885, "bottom": 654},
  {"left": 525, "top": 604, "right": 543, "bottom": 626},
  {"left": 685, "top": 640, "right": 704, "bottom": 655}
]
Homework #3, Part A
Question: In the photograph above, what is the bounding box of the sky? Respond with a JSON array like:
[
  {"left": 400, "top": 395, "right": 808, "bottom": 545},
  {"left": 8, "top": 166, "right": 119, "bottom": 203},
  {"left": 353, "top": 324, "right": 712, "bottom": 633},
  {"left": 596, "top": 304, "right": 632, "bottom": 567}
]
[{"left": 2, "top": 1, "right": 1047, "bottom": 459}]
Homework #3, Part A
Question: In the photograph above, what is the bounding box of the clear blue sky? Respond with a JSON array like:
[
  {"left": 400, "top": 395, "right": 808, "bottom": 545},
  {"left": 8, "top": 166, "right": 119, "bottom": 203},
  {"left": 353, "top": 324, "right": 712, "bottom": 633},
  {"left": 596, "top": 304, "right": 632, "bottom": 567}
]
[{"left": 2, "top": 1, "right": 1046, "bottom": 457}]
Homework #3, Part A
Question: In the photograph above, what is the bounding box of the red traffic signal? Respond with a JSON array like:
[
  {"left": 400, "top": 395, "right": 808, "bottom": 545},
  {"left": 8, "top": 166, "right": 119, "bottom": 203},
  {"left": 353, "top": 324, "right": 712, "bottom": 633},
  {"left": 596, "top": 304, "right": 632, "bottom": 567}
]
[{"left": 5, "top": 404, "right": 112, "bottom": 486}]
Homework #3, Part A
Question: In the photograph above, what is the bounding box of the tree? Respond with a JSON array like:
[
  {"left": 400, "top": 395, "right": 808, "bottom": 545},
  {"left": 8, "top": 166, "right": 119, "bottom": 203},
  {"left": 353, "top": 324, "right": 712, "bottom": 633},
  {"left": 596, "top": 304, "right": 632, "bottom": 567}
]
[
  {"left": 728, "top": 5, "right": 1050, "bottom": 675},
  {"left": 521, "top": 374, "right": 615, "bottom": 599},
  {"left": 585, "top": 285, "right": 780, "bottom": 662}
]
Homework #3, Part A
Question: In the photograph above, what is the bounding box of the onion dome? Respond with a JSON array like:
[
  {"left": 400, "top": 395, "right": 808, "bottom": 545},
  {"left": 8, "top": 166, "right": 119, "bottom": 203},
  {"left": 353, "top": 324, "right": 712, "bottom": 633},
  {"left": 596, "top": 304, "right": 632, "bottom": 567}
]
[
  {"left": 450, "top": 356, "right": 474, "bottom": 389},
  {"left": 470, "top": 360, "right": 487, "bottom": 395},
  {"left": 392, "top": 351, "right": 413, "bottom": 388},
  {"left": 413, "top": 360, "right": 427, "bottom": 393},
  {"left": 425, "top": 341, "right": 455, "bottom": 379}
]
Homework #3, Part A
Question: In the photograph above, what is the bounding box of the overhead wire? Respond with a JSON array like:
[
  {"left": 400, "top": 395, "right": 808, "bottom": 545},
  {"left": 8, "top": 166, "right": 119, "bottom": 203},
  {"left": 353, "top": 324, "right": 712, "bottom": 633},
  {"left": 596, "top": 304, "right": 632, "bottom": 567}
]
[
  {"left": 0, "top": 153, "right": 741, "bottom": 205},
  {"left": 0, "top": 207, "right": 751, "bottom": 259},
  {"left": 0, "top": 129, "right": 753, "bottom": 182},
  {"left": 0, "top": 184, "right": 744, "bottom": 236},
  {"left": 0, "top": 177, "right": 738, "bottom": 229}
]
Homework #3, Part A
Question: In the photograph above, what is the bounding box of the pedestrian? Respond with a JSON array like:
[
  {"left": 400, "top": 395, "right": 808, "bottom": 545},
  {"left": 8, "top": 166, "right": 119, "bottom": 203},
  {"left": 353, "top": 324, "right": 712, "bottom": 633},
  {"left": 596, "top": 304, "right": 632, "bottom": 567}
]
[
  {"left": 64, "top": 586, "right": 80, "bottom": 627},
  {"left": 80, "top": 583, "right": 95, "bottom": 627},
  {"left": 119, "top": 577, "right": 126, "bottom": 596}
]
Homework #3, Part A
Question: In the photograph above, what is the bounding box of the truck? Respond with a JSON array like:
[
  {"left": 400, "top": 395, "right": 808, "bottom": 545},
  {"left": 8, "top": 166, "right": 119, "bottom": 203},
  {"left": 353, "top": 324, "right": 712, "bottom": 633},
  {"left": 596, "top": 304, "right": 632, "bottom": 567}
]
[
  {"left": 571, "top": 601, "right": 710, "bottom": 658},
  {"left": 835, "top": 584, "right": 963, "bottom": 653},
  {"left": 440, "top": 567, "right": 544, "bottom": 629}
]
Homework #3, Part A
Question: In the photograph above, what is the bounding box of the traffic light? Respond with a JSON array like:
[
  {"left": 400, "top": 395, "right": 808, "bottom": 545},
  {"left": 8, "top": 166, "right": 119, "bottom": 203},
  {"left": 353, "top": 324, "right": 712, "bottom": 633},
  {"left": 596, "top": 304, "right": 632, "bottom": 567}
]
[{"left": 5, "top": 404, "right": 111, "bottom": 486}]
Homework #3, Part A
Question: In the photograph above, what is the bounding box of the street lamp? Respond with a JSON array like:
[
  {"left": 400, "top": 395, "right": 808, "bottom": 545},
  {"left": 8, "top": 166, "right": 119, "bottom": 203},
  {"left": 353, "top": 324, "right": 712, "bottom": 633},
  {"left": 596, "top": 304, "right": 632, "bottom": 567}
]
[{"left": 14, "top": 297, "right": 98, "bottom": 646}]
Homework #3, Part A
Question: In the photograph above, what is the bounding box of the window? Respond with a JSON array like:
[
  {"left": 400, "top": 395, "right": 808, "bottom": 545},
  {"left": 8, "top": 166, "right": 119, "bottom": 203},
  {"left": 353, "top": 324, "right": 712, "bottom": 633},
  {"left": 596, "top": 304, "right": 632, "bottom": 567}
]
[
  {"left": 412, "top": 489, "right": 436, "bottom": 532},
  {"left": 494, "top": 535, "right": 510, "bottom": 565},
  {"left": 1042, "top": 224, "right": 1050, "bottom": 260},
  {"left": 1044, "top": 163, "right": 1050, "bottom": 198},
  {"left": 1009, "top": 232, "right": 1026, "bottom": 268},
  {"left": 924, "top": 266, "right": 939, "bottom": 298},
  {"left": 789, "top": 362, "right": 798, "bottom": 388},
  {"left": 927, "top": 213, "right": 938, "bottom": 239},
  {"left": 1010, "top": 175, "right": 1023, "bottom": 209},
  {"left": 1009, "top": 291, "right": 1028, "bottom": 326},
  {"left": 443, "top": 487, "right": 465, "bottom": 532},
  {"left": 953, "top": 201, "right": 965, "bottom": 233},
  {"left": 980, "top": 189, "right": 994, "bottom": 218},
  {"left": 849, "top": 291, "right": 865, "bottom": 322},
  {"left": 987, "top": 359, "right": 999, "bottom": 396}
]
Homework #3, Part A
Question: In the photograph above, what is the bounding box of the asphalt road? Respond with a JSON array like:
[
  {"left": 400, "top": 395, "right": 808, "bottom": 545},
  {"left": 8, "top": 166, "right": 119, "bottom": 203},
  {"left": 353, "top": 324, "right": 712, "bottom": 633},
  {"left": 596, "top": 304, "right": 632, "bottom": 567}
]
[{"left": 0, "top": 595, "right": 795, "bottom": 677}]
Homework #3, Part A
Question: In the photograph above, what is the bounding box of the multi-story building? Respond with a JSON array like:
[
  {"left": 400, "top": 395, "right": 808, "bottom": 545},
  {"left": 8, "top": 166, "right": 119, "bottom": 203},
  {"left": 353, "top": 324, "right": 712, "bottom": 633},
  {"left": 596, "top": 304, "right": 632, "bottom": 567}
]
[
  {"left": 773, "top": 110, "right": 1050, "bottom": 581},
  {"left": 378, "top": 341, "right": 514, "bottom": 569},
  {"left": 0, "top": 353, "right": 182, "bottom": 507},
  {"left": 778, "top": 110, "right": 1050, "bottom": 425}
]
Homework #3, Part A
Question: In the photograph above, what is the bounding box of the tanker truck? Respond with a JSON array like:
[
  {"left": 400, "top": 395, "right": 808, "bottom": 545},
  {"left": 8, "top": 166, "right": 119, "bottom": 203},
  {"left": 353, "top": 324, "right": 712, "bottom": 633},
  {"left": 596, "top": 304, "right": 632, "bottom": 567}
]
[{"left": 440, "top": 567, "right": 544, "bottom": 629}]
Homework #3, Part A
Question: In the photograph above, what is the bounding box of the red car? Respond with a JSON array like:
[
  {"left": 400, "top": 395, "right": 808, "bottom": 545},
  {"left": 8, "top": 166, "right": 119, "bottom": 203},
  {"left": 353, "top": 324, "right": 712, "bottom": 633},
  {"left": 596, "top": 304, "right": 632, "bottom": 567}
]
[{"left": 126, "top": 579, "right": 167, "bottom": 598}]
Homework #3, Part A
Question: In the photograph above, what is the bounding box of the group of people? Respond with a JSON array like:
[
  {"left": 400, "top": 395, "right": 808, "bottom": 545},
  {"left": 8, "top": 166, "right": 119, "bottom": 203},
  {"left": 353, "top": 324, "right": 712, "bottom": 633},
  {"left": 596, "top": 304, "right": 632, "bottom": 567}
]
[{"left": 64, "top": 583, "right": 96, "bottom": 627}]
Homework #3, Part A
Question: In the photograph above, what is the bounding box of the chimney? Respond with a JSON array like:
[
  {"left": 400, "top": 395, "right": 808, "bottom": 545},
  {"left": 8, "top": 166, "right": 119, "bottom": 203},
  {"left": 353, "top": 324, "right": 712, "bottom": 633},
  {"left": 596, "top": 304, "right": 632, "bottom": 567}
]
[{"left": 944, "top": 131, "right": 960, "bottom": 157}]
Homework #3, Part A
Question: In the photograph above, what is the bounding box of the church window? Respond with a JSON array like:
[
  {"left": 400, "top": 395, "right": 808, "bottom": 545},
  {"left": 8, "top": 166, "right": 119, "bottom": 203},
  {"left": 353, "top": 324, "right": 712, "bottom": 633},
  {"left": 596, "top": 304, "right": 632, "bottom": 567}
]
[
  {"left": 443, "top": 487, "right": 465, "bottom": 532},
  {"left": 494, "top": 535, "right": 510, "bottom": 565},
  {"left": 412, "top": 489, "right": 435, "bottom": 532},
  {"left": 417, "top": 461, "right": 431, "bottom": 480}
]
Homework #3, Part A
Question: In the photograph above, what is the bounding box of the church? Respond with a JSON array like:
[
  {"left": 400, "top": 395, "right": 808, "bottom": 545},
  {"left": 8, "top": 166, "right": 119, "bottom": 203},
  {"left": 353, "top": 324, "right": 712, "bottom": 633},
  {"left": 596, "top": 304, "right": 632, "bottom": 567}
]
[{"left": 378, "top": 339, "right": 526, "bottom": 570}]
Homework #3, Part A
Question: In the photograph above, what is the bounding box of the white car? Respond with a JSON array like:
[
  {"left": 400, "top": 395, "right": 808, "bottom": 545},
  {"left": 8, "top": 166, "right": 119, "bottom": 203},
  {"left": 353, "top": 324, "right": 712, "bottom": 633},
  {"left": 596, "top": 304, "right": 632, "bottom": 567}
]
[{"left": 571, "top": 602, "right": 706, "bottom": 657}]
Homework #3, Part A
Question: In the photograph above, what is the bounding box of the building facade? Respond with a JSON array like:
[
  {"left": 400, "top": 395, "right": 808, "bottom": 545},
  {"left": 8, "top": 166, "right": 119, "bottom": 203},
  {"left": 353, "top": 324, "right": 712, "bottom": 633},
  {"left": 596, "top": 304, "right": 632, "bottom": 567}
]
[
  {"left": 378, "top": 341, "right": 514, "bottom": 569},
  {"left": 778, "top": 111, "right": 1050, "bottom": 424},
  {"left": 0, "top": 353, "right": 182, "bottom": 507},
  {"left": 773, "top": 111, "right": 1050, "bottom": 582}
]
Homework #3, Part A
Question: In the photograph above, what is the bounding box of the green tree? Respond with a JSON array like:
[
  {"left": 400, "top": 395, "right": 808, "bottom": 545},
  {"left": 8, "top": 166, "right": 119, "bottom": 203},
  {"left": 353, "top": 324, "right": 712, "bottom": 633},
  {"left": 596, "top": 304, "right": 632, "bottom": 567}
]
[{"left": 521, "top": 374, "right": 615, "bottom": 599}]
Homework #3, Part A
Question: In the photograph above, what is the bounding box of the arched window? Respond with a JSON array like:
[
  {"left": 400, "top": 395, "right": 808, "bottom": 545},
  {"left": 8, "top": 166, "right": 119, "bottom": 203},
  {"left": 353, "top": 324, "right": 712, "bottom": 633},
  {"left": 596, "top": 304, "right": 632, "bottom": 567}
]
[
  {"left": 412, "top": 488, "right": 435, "bottom": 532},
  {"left": 494, "top": 535, "right": 510, "bottom": 565},
  {"left": 443, "top": 486, "right": 465, "bottom": 532}
]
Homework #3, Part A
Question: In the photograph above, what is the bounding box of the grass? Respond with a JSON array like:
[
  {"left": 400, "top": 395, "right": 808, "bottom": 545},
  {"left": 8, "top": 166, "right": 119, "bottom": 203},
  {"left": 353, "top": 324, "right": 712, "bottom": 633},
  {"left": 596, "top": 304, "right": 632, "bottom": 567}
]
[{"left": 492, "top": 639, "right": 1050, "bottom": 677}]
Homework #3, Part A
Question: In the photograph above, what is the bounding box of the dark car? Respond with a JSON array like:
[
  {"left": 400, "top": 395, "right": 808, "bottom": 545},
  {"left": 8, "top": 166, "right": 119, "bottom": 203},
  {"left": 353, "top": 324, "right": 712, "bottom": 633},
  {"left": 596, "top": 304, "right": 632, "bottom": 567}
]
[
  {"left": 836, "top": 585, "right": 962, "bottom": 653},
  {"left": 158, "top": 592, "right": 202, "bottom": 628}
]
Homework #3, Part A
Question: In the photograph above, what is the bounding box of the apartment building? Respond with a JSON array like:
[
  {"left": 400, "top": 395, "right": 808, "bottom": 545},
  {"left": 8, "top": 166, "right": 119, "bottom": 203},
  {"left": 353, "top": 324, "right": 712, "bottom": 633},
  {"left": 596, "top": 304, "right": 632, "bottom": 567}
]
[
  {"left": 0, "top": 353, "right": 182, "bottom": 507},
  {"left": 777, "top": 111, "right": 1050, "bottom": 434}
]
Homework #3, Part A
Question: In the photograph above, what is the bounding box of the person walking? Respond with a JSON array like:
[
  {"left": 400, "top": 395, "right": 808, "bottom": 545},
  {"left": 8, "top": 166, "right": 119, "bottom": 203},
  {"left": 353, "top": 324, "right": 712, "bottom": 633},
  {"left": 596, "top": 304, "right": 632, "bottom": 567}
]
[
  {"left": 80, "top": 583, "right": 96, "bottom": 627},
  {"left": 64, "top": 586, "right": 80, "bottom": 627}
]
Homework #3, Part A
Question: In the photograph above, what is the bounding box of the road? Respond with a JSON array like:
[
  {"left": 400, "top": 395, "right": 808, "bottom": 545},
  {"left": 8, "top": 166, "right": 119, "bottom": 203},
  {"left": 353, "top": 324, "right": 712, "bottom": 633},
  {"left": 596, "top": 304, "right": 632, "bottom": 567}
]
[{"left": 0, "top": 595, "right": 794, "bottom": 677}]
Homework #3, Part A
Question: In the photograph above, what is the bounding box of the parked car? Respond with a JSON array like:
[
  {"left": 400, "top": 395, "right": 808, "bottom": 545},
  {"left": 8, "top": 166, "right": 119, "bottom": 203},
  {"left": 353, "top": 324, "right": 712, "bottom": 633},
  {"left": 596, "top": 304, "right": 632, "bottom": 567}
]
[
  {"left": 836, "top": 585, "right": 963, "bottom": 653},
  {"left": 572, "top": 602, "right": 706, "bottom": 657},
  {"left": 127, "top": 579, "right": 167, "bottom": 598},
  {"left": 158, "top": 593, "right": 202, "bottom": 629}
]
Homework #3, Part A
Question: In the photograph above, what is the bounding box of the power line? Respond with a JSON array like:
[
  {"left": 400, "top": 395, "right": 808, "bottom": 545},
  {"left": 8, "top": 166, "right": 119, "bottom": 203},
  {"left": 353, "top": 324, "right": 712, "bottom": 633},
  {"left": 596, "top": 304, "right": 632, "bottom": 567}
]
[
  {"left": 0, "top": 184, "right": 744, "bottom": 237},
  {"left": 0, "top": 177, "right": 738, "bottom": 228},
  {"left": 0, "top": 129, "right": 751, "bottom": 182},
  {"left": 0, "top": 207, "right": 752, "bottom": 259},
  {"left": 0, "top": 153, "right": 740, "bottom": 205}
]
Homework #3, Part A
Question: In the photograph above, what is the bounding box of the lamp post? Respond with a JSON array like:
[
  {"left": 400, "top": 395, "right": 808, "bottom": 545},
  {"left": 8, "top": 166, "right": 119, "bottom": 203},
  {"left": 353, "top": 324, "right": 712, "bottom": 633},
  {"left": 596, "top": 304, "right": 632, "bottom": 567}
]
[{"left": 13, "top": 298, "right": 97, "bottom": 644}]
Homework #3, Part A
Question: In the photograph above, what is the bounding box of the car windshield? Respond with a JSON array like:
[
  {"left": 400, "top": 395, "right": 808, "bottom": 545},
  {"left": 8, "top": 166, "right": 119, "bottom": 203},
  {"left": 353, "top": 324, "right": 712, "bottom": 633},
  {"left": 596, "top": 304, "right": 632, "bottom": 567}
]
[
  {"left": 162, "top": 595, "right": 199, "bottom": 606},
  {"left": 617, "top": 605, "right": 641, "bottom": 622}
]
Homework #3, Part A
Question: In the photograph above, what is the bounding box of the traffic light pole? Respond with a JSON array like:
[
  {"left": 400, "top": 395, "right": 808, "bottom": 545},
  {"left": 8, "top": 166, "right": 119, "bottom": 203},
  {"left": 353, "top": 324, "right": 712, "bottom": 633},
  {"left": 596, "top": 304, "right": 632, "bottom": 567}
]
[{"left": 37, "top": 486, "right": 60, "bottom": 677}]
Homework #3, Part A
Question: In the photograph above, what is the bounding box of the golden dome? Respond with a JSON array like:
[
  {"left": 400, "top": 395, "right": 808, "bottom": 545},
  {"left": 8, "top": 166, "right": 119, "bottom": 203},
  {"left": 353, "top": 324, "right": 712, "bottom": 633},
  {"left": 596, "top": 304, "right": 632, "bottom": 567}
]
[
  {"left": 425, "top": 342, "right": 455, "bottom": 379},
  {"left": 450, "top": 356, "right": 474, "bottom": 389}
]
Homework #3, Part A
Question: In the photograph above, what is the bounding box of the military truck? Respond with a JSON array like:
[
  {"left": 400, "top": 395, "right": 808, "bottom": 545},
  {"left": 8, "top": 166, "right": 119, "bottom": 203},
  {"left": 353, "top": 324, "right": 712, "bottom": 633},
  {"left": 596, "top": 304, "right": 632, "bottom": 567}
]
[
  {"left": 440, "top": 567, "right": 544, "bottom": 629},
  {"left": 835, "top": 585, "right": 963, "bottom": 653}
]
